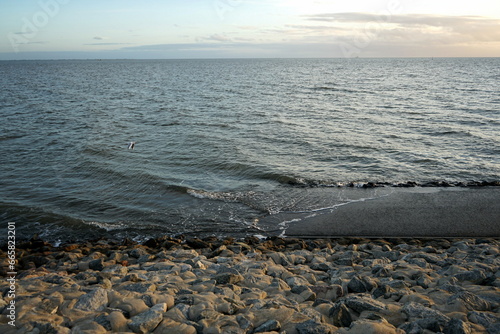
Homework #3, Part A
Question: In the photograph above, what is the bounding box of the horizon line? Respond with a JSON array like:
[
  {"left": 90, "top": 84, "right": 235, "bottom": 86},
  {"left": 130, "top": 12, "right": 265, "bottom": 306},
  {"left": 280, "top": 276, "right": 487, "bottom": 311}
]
[{"left": 1, "top": 56, "right": 499, "bottom": 61}]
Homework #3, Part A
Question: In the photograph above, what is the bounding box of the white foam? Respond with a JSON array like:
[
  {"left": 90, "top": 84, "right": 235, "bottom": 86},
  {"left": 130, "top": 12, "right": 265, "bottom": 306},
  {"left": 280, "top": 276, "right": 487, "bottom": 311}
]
[{"left": 85, "top": 221, "right": 125, "bottom": 231}]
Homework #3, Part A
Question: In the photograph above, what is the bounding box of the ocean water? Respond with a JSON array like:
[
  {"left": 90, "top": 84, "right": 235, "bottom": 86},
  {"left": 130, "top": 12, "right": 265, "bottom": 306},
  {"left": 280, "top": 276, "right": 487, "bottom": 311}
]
[{"left": 1, "top": 58, "right": 499, "bottom": 243}]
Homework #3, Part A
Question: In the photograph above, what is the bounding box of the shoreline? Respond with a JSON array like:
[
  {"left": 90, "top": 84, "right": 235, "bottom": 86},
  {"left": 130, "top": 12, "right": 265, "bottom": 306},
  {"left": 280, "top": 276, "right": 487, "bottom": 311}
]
[
  {"left": 2, "top": 185, "right": 499, "bottom": 245},
  {"left": 1, "top": 236, "right": 499, "bottom": 333}
]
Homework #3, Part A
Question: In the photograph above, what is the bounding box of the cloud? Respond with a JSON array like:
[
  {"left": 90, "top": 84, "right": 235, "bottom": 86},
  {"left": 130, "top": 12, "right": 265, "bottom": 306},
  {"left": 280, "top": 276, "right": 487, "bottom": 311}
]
[
  {"left": 202, "top": 34, "right": 232, "bottom": 42},
  {"left": 84, "top": 43, "right": 132, "bottom": 46},
  {"left": 93, "top": 36, "right": 104, "bottom": 40},
  {"left": 303, "top": 13, "right": 500, "bottom": 42}
]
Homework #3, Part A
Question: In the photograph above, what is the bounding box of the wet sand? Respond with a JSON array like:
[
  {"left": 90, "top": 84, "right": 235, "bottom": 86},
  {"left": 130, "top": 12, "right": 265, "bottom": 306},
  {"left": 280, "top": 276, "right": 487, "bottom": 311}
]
[{"left": 285, "top": 187, "right": 500, "bottom": 238}]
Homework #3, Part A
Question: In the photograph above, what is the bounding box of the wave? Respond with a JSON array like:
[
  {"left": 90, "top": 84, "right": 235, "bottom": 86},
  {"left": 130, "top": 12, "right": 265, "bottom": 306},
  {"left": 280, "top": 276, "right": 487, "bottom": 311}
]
[
  {"left": 0, "top": 134, "right": 25, "bottom": 141},
  {"left": 310, "top": 86, "right": 359, "bottom": 94}
]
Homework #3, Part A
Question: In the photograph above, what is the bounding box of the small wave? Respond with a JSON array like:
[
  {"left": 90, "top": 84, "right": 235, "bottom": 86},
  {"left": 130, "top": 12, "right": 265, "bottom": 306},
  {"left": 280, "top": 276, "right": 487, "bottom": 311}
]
[
  {"left": 85, "top": 221, "right": 126, "bottom": 231},
  {"left": 186, "top": 188, "right": 253, "bottom": 202},
  {"left": 160, "top": 122, "right": 181, "bottom": 126},
  {"left": 310, "top": 86, "right": 358, "bottom": 94},
  {"left": 0, "top": 134, "right": 25, "bottom": 141},
  {"left": 427, "top": 130, "right": 473, "bottom": 137}
]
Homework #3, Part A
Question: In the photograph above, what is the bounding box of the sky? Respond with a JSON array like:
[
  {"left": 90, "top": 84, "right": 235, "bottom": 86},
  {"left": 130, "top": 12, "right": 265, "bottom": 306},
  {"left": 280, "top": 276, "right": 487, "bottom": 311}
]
[{"left": 1, "top": 0, "right": 500, "bottom": 59}]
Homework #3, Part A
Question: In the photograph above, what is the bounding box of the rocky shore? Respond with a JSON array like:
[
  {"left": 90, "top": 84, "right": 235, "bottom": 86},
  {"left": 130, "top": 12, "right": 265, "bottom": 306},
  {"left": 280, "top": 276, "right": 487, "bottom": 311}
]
[{"left": 1, "top": 236, "right": 499, "bottom": 334}]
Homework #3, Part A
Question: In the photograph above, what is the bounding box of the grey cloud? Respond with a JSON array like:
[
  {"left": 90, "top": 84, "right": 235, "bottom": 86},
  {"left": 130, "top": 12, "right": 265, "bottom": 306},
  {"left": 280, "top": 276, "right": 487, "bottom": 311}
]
[
  {"left": 305, "top": 12, "right": 500, "bottom": 29},
  {"left": 203, "top": 34, "right": 232, "bottom": 42},
  {"left": 302, "top": 13, "right": 500, "bottom": 46},
  {"left": 84, "top": 43, "right": 131, "bottom": 46}
]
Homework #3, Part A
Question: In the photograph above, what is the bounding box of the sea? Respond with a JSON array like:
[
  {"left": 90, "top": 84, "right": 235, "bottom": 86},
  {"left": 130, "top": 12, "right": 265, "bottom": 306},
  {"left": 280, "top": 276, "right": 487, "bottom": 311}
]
[{"left": 1, "top": 58, "right": 499, "bottom": 244}]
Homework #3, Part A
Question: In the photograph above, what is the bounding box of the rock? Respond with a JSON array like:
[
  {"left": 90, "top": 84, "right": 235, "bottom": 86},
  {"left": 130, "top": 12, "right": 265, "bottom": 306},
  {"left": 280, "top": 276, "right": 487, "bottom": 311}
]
[
  {"left": 95, "top": 314, "right": 112, "bottom": 331},
  {"left": 123, "top": 273, "right": 144, "bottom": 282},
  {"left": 113, "top": 297, "right": 149, "bottom": 317},
  {"left": 310, "top": 284, "right": 343, "bottom": 301},
  {"left": 130, "top": 247, "right": 149, "bottom": 258},
  {"left": 32, "top": 322, "right": 70, "bottom": 334},
  {"left": 101, "top": 264, "right": 128, "bottom": 277},
  {"left": 447, "top": 291, "right": 491, "bottom": 312},
  {"left": 74, "top": 287, "right": 108, "bottom": 312},
  {"left": 330, "top": 303, "right": 353, "bottom": 327},
  {"left": 108, "top": 311, "right": 128, "bottom": 332},
  {"left": 215, "top": 272, "right": 243, "bottom": 285},
  {"left": 348, "top": 276, "right": 377, "bottom": 293},
  {"left": 154, "top": 319, "right": 197, "bottom": 334},
  {"left": 121, "top": 282, "right": 157, "bottom": 293},
  {"left": 467, "top": 311, "right": 500, "bottom": 329},
  {"left": 286, "top": 276, "right": 310, "bottom": 288},
  {"left": 338, "top": 319, "right": 403, "bottom": 334},
  {"left": 454, "top": 269, "right": 487, "bottom": 284},
  {"left": 343, "top": 294, "right": 387, "bottom": 313},
  {"left": 253, "top": 319, "right": 281, "bottom": 333},
  {"left": 373, "top": 285, "right": 397, "bottom": 299},
  {"left": 296, "top": 319, "right": 337, "bottom": 334},
  {"left": 402, "top": 302, "right": 450, "bottom": 330},
  {"left": 186, "top": 238, "right": 212, "bottom": 249},
  {"left": 89, "top": 258, "right": 105, "bottom": 271},
  {"left": 129, "top": 303, "right": 166, "bottom": 334},
  {"left": 71, "top": 320, "right": 107, "bottom": 334},
  {"left": 443, "top": 318, "right": 472, "bottom": 334}
]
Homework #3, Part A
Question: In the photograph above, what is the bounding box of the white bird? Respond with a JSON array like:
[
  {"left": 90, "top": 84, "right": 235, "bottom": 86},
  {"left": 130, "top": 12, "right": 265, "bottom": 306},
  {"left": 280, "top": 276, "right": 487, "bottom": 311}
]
[{"left": 128, "top": 142, "right": 135, "bottom": 149}]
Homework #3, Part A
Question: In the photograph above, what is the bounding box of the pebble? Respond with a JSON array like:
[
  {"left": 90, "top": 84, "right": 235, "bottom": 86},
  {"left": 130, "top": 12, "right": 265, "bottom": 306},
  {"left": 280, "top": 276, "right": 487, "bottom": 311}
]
[{"left": 1, "top": 237, "right": 498, "bottom": 333}]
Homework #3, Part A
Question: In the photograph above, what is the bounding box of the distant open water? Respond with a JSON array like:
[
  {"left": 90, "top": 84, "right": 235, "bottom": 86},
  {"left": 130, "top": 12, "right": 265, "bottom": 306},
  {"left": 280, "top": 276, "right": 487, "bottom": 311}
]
[{"left": 1, "top": 58, "right": 499, "bottom": 244}]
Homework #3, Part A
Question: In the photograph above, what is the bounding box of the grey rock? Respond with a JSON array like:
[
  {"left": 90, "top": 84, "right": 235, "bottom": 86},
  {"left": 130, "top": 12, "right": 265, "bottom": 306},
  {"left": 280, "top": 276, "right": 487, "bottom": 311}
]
[
  {"left": 329, "top": 303, "right": 353, "bottom": 327},
  {"left": 373, "top": 285, "right": 397, "bottom": 299},
  {"left": 122, "top": 273, "right": 144, "bottom": 282},
  {"left": 399, "top": 322, "right": 424, "bottom": 334},
  {"left": 416, "top": 275, "right": 432, "bottom": 289},
  {"left": 348, "top": 276, "right": 377, "bottom": 293},
  {"left": 286, "top": 276, "right": 310, "bottom": 288},
  {"left": 71, "top": 320, "right": 107, "bottom": 334},
  {"left": 408, "top": 258, "right": 429, "bottom": 268},
  {"left": 348, "top": 276, "right": 367, "bottom": 293},
  {"left": 101, "top": 264, "right": 128, "bottom": 276},
  {"left": 174, "top": 303, "right": 191, "bottom": 319},
  {"left": 402, "top": 302, "right": 450, "bottom": 326},
  {"left": 122, "top": 282, "right": 156, "bottom": 293},
  {"left": 129, "top": 304, "right": 166, "bottom": 334},
  {"left": 296, "top": 319, "right": 336, "bottom": 334},
  {"left": 373, "top": 250, "right": 400, "bottom": 261},
  {"left": 89, "top": 258, "right": 105, "bottom": 271},
  {"left": 129, "top": 247, "right": 149, "bottom": 258},
  {"left": 137, "top": 254, "right": 154, "bottom": 263},
  {"left": 488, "top": 323, "right": 500, "bottom": 334},
  {"left": 441, "top": 283, "right": 465, "bottom": 294},
  {"left": 443, "top": 318, "right": 472, "bottom": 334},
  {"left": 254, "top": 319, "right": 280, "bottom": 333},
  {"left": 372, "top": 266, "right": 392, "bottom": 277},
  {"left": 94, "top": 314, "right": 112, "bottom": 331},
  {"left": 386, "top": 279, "right": 410, "bottom": 289},
  {"left": 343, "top": 294, "right": 386, "bottom": 313},
  {"left": 310, "top": 262, "right": 331, "bottom": 271},
  {"left": 74, "top": 287, "right": 108, "bottom": 312},
  {"left": 467, "top": 311, "right": 500, "bottom": 329},
  {"left": 334, "top": 258, "right": 353, "bottom": 266},
  {"left": 454, "top": 269, "right": 487, "bottom": 284},
  {"left": 412, "top": 252, "right": 442, "bottom": 264},
  {"left": 215, "top": 272, "right": 243, "bottom": 285},
  {"left": 236, "top": 315, "right": 253, "bottom": 332},
  {"left": 269, "top": 252, "right": 291, "bottom": 266},
  {"left": 448, "top": 291, "right": 491, "bottom": 311},
  {"left": 33, "top": 322, "right": 70, "bottom": 334}
]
